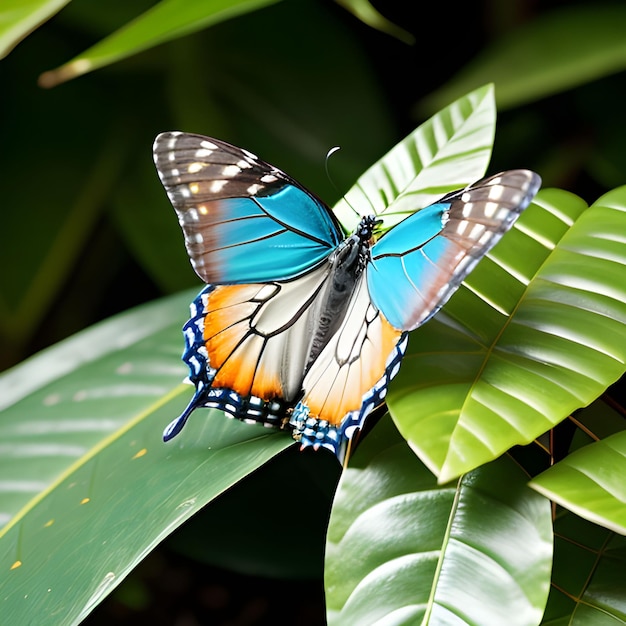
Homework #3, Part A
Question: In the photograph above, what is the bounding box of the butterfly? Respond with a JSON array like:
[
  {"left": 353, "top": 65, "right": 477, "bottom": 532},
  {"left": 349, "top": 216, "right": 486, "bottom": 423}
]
[{"left": 153, "top": 131, "right": 541, "bottom": 462}]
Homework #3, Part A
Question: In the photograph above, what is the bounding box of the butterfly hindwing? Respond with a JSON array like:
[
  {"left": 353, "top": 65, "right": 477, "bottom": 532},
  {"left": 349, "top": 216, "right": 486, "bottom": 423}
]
[
  {"left": 367, "top": 170, "right": 542, "bottom": 331},
  {"left": 153, "top": 132, "right": 343, "bottom": 284},
  {"left": 163, "top": 265, "right": 407, "bottom": 461}
]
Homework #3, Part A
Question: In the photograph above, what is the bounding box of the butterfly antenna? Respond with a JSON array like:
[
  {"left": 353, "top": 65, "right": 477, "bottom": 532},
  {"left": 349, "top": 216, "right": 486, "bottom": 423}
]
[{"left": 325, "top": 146, "right": 361, "bottom": 218}]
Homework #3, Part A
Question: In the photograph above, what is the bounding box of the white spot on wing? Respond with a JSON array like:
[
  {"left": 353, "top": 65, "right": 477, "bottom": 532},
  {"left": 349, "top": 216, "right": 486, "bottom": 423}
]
[
  {"left": 222, "top": 165, "right": 241, "bottom": 177},
  {"left": 210, "top": 180, "right": 227, "bottom": 193},
  {"left": 188, "top": 162, "right": 204, "bottom": 174}
]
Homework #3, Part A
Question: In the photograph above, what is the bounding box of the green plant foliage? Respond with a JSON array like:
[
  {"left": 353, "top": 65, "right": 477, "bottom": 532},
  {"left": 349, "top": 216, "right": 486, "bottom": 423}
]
[
  {"left": 419, "top": 4, "right": 626, "bottom": 113},
  {"left": 389, "top": 185, "right": 626, "bottom": 483},
  {"left": 543, "top": 512, "right": 626, "bottom": 623},
  {"left": 334, "top": 83, "right": 495, "bottom": 233},
  {"left": 531, "top": 431, "right": 626, "bottom": 535},
  {"left": 326, "top": 417, "right": 553, "bottom": 625},
  {"left": 0, "top": 0, "right": 71, "bottom": 58},
  {"left": 0, "top": 123, "right": 131, "bottom": 357},
  {"left": 0, "top": 291, "right": 292, "bottom": 623},
  {"left": 38, "top": 0, "right": 284, "bottom": 86},
  {"left": 0, "top": 0, "right": 395, "bottom": 368},
  {"left": 334, "top": 0, "right": 414, "bottom": 45},
  {"left": 2, "top": 0, "right": 626, "bottom": 622}
]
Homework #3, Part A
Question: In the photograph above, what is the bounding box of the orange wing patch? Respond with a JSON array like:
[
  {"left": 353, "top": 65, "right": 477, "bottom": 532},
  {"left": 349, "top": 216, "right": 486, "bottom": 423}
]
[
  {"left": 301, "top": 278, "right": 401, "bottom": 425},
  {"left": 203, "top": 284, "right": 284, "bottom": 399},
  {"left": 206, "top": 320, "right": 249, "bottom": 368}
]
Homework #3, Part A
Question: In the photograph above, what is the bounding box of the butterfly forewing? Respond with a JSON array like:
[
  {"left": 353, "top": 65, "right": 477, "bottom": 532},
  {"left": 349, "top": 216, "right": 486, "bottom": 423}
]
[
  {"left": 153, "top": 132, "right": 343, "bottom": 285},
  {"left": 367, "top": 169, "right": 541, "bottom": 331}
]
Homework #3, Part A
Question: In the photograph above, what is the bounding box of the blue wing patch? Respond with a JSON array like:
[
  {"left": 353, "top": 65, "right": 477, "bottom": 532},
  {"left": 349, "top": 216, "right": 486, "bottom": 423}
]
[{"left": 153, "top": 132, "right": 343, "bottom": 284}]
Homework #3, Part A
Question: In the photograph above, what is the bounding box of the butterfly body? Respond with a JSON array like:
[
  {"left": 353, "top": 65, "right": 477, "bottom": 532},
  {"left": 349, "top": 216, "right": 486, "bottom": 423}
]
[{"left": 154, "top": 131, "right": 541, "bottom": 461}]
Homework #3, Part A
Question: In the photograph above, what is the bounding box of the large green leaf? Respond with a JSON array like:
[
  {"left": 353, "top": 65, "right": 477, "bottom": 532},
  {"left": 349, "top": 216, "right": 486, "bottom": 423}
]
[
  {"left": 325, "top": 416, "right": 553, "bottom": 625},
  {"left": 0, "top": 290, "right": 292, "bottom": 623},
  {"left": 38, "top": 0, "right": 282, "bottom": 87},
  {"left": 389, "top": 186, "right": 626, "bottom": 483},
  {"left": 530, "top": 431, "right": 626, "bottom": 536},
  {"left": 333, "top": 83, "right": 495, "bottom": 233},
  {"left": 543, "top": 512, "right": 626, "bottom": 624},
  {"left": 0, "top": 0, "right": 71, "bottom": 58},
  {"left": 418, "top": 5, "right": 626, "bottom": 114}
]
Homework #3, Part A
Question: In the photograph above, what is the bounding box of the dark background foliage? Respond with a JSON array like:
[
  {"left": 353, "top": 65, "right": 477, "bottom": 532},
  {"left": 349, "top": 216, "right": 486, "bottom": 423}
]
[{"left": 2, "top": 0, "right": 625, "bottom": 623}]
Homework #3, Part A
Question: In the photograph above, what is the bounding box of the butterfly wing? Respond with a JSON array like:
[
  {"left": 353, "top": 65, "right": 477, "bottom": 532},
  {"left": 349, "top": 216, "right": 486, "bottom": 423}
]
[
  {"left": 164, "top": 265, "right": 408, "bottom": 463},
  {"left": 289, "top": 273, "right": 407, "bottom": 461},
  {"left": 367, "top": 170, "right": 541, "bottom": 331},
  {"left": 153, "top": 132, "right": 344, "bottom": 283}
]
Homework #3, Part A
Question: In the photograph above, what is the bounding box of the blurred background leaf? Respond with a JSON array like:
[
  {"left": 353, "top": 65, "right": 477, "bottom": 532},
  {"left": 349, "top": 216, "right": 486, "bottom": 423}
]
[
  {"left": 418, "top": 4, "right": 626, "bottom": 115},
  {"left": 0, "top": 0, "right": 71, "bottom": 58}
]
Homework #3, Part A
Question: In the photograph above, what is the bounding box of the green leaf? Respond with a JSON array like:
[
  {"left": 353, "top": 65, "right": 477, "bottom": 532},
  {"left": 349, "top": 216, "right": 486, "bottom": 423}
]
[
  {"left": 38, "top": 0, "right": 282, "bottom": 87},
  {"left": 530, "top": 431, "right": 626, "bottom": 535},
  {"left": 333, "top": 84, "right": 495, "bottom": 233},
  {"left": 390, "top": 184, "right": 626, "bottom": 483},
  {"left": 168, "top": 445, "right": 340, "bottom": 579},
  {"left": 543, "top": 512, "right": 626, "bottom": 624},
  {"left": 334, "top": 0, "right": 415, "bottom": 45},
  {"left": 0, "top": 0, "right": 71, "bottom": 59},
  {"left": 0, "top": 290, "right": 292, "bottom": 623},
  {"left": 325, "top": 416, "right": 553, "bottom": 625},
  {"left": 418, "top": 5, "right": 626, "bottom": 114},
  {"left": 0, "top": 121, "right": 130, "bottom": 352}
]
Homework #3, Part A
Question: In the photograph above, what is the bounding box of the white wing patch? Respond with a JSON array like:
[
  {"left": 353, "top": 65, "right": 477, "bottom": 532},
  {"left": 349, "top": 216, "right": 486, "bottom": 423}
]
[{"left": 299, "top": 275, "right": 401, "bottom": 425}]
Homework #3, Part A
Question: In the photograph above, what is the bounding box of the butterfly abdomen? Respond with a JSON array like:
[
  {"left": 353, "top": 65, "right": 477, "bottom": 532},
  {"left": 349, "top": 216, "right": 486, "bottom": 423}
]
[{"left": 306, "top": 234, "right": 368, "bottom": 367}]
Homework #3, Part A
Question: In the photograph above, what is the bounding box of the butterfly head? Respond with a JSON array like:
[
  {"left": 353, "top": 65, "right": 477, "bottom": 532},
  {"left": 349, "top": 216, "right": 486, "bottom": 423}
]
[{"left": 356, "top": 215, "right": 383, "bottom": 245}]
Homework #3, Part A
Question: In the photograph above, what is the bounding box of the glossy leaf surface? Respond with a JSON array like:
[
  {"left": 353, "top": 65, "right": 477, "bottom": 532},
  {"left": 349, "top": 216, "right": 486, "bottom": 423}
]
[
  {"left": 544, "top": 512, "right": 626, "bottom": 624},
  {"left": 531, "top": 431, "right": 626, "bottom": 535},
  {"left": 326, "top": 417, "right": 553, "bottom": 625},
  {"left": 389, "top": 186, "right": 626, "bottom": 482},
  {"left": 0, "top": 291, "right": 292, "bottom": 623},
  {"left": 333, "top": 84, "right": 495, "bottom": 233}
]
